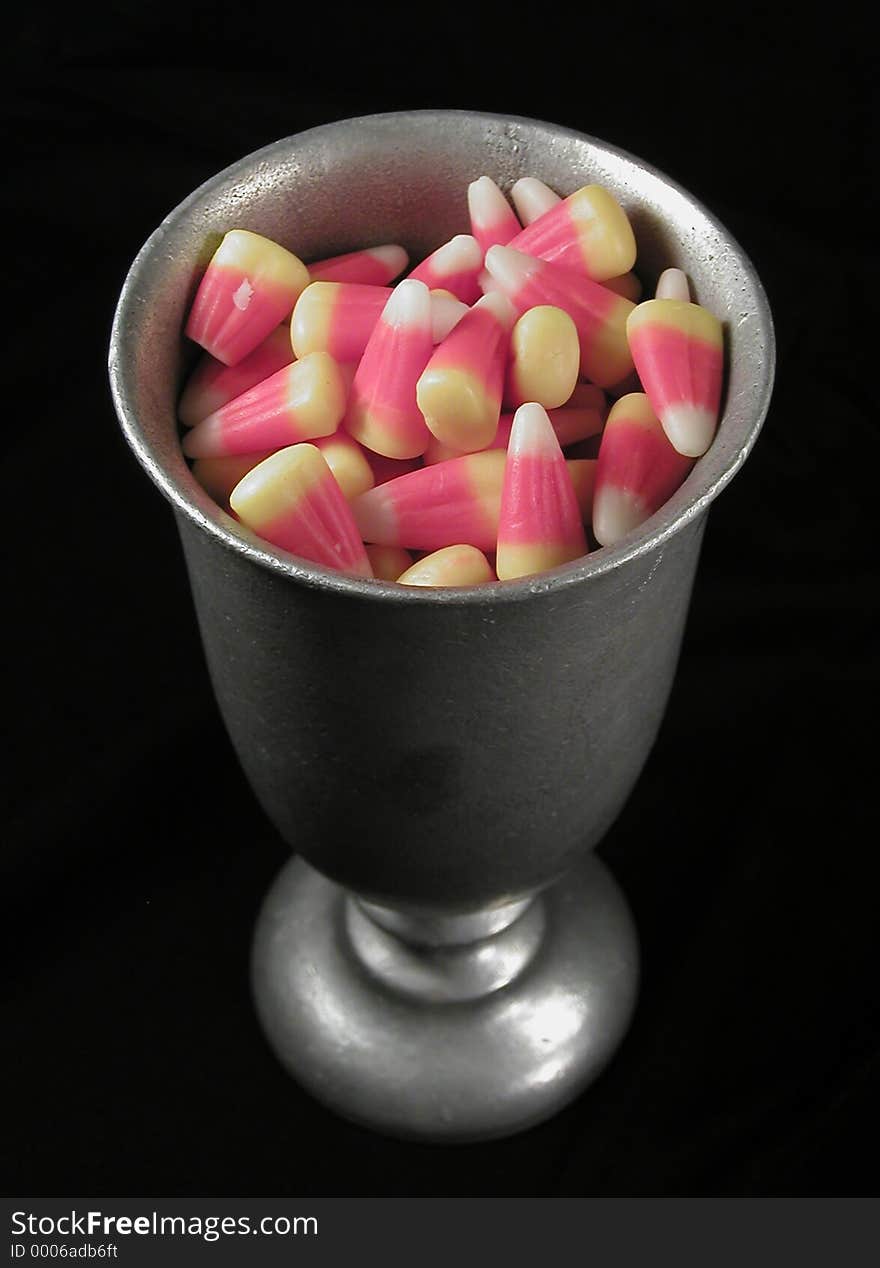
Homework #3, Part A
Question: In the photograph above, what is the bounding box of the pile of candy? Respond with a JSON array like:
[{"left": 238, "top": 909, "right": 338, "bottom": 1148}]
[{"left": 179, "top": 176, "right": 723, "bottom": 585}]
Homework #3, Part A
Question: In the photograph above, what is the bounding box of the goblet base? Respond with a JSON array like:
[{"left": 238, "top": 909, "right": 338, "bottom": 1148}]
[{"left": 252, "top": 853, "right": 639, "bottom": 1142}]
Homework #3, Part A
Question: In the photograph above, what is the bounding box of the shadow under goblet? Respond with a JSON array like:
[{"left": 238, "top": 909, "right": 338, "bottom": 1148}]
[{"left": 109, "top": 111, "right": 774, "bottom": 1142}]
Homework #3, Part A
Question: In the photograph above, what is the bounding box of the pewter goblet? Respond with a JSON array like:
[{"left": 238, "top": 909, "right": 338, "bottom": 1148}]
[{"left": 109, "top": 111, "right": 774, "bottom": 1142}]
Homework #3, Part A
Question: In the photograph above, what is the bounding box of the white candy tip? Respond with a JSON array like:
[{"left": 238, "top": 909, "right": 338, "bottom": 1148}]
[
  {"left": 655, "top": 268, "right": 690, "bottom": 302},
  {"left": 660, "top": 404, "right": 716, "bottom": 457},
  {"left": 182, "top": 413, "right": 222, "bottom": 458},
  {"left": 433, "top": 234, "right": 482, "bottom": 271},
  {"left": 475, "top": 289, "right": 517, "bottom": 327},
  {"left": 592, "top": 486, "right": 647, "bottom": 546},
  {"left": 467, "top": 176, "right": 508, "bottom": 222},
  {"left": 508, "top": 402, "right": 560, "bottom": 457},
  {"left": 430, "top": 292, "right": 469, "bottom": 342},
  {"left": 371, "top": 244, "right": 409, "bottom": 275},
  {"left": 511, "top": 176, "right": 561, "bottom": 224},
  {"left": 484, "top": 244, "right": 536, "bottom": 292},
  {"left": 382, "top": 277, "right": 431, "bottom": 328}
]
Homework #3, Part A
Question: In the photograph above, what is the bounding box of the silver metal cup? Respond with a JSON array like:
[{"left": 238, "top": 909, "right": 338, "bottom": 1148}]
[{"left": 109, "top": 111, "right": 774, "bottom": 1141}]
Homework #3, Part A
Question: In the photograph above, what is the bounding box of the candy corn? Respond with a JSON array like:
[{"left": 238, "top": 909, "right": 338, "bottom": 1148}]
[
  {"left": 603, "top": 272, "right": 643, "bottom": 302},
  {"left": 408, "top": 234, "right": 483, "bottom": 304},
  {"left": 416, "top": 292, "right": 515, "bottom": 453},
  {"left": 182, "top": 352, "right": 347, "bottom": 459},
  {"left": 398, "top": 545, "right": 495, "bottom": 587},
  {"left": 507, "top": 186, "right": 636, "bottom": 284},
  {"left": 592, "top": 393, "right": 694, "bottom": 545},
  {"left": 626, "top": 298, "right": 723, "bottom": 457},
  {"left": 566, "top": 381, "right": 609, "bottom": 415},
  {"left": 192, "top": 450, "right": 274, "bottom": 507},
  {"left": 344, "top": 280, "right": 434, "bottom": 459},
  {"left": 476, "top": 268, "right": 499, "bottom": 297},
  {"left": 496, "top": 403, "right": 588, "bottom": 580},
  {"left": 291, "top": 282, "right": 392, "bottom": 364},
  {"left": 307, "top": 244, "right": 408, "bottom": 286},
  {"left": 179, "top": 325, "right": 295, "bottom": 427},
  {"left": 504, "top": 305, "right": 580, "bottom": 409},
  {"left": 654, "top": 268, "right": 690, "bottom": 302},
  {"left": 185, "top": 230, "right": 309, "bottom": 365},
  {"left": 366, "top": 452, "right": 423, "bottom": 485},
  {"left": 467, "top": 177, "right": 520, "bottom": 254},
  {"left": 485, "top": 246, "right": 634, "bottom": 387},
  {"left": 229, "top": 445, "right": 373, "bottom": 576},
  {"left": 431, "top": 290, "right": 471, "bottom": 342},
  {"left": 510, "top": 177, "right": 560, "bottom": 226},
  {"left": 292, "top": 282, "right": 469, "bottom": 364},
  {"left": 430, "top": 291, "right": 470, "bottom": 342},
  {"left": 365, "top": 544, "right": 414, "bottom": 581},
  {"left": 423, "top": 406, "right": 604, "bottom": 464},
  {"left": 566, "top": 458, "right": 597, "bottom": 523},
  {"left": 352, "top": 450, "right": 506, "bottom": 551},
  {"left": 313, "top": 432, "right": 375, "bottom": 500},
  {"left": 421, "top": 435, "right": 475, "bottom": 466}
]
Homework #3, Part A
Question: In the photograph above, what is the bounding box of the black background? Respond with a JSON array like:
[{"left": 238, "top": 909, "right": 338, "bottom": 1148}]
[{"left": 4, "top": 6, "right": 877, "bottom": 1197}]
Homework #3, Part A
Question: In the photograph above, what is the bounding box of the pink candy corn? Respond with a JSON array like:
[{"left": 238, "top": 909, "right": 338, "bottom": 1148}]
[
  {"left": 476, "top": 268, "right": 499, "bottom": 296},
  {"left": 504, "top": 305, "right": 580, "bottom": 409},
  {"left": 398, "top": 545, "right": 495, "bottom": 587},
  {"left": 192, "top": 450, "right": 274, "bottom": 508},
  {"left": 185, "top": 230, "right": 309, "bottom": 366},
  {"left": 291, "top": 282, "right": 392, "bottom": 364},
  {"left": 592, "top": 393, "right": 694, "bottom": 545},
  {"left": 421, "top": 434, "right": 473, "bottom": 465},
  {"left": 567, "top": 458, "right": 597, "bottom": 523},
  {"left": 292, "top": 282, "right": 467, "bottom": 365},
  {"left": 366, "top": 452, "right": 423, "bottom": 486},
  {"left": 313, "top": 432, "right": 375, "bottom": 500},
  {"left": 416, "top": 292, "right": 516, "bottom": 453},
  {"left": 229, "top": 445, "right": 373, "bottom": 576},
  {"left": 507, "top": 185, "right": 636, "bottom": 284},
  {"left": 365, "top": 544, "right": 414, "bottom": 581},
  {"left": 510, "top": 177, "right": 560, "bottom": 226},
  {"left": 485, "top": 246, "right": 635, "bottom": 387},
  {"left": 430, "top": 291, "right": 470, "bottom": 342},
  {"left": 603, "top": 272, "right": 643, "bottom": 302},
  {"left": 566, "top": 381, "right": 609, "bottom": 415},
  {"left": 344, "top": 280, "right": 434, "bottom": 459},
  {"left": 352, "top": 450, "right": 506, "bottom": 552},
  {"left": 607, "top": 369, "right": 643, "bottom": 399},
  {"left": 496, "top": 403, "right": 588, "bottom": 580},
  {"left": 431, "top": 404, "right": 602, "bottom": 464},
  {"left": 501, "top": 406, "right": 604, "bottom": 452},
  {"left": 408, "top": 235, "right": 483, "bottom": 304},
  {"left": 307, "top": 244, "right": 408, "bottom": 286},
  {"left": 182, "top": 352, "right": 347, "bottom": 459},
  {"left": 467, "top": 177, "right": 521, "bottom": 254},
  {"left": 179, "top": 325, "right": 294, "bottom": 427},
  {"left": 546, "top": 406, "right": 605, "bottom": 449},
  {"left": 423, "top": 405, "right": 604, "bottom": 465},
  {"left": 626, "top": 298, "right": 723, "bottom": 457}
]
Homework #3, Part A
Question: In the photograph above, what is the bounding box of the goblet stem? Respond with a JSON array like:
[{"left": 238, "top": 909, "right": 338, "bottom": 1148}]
[
  {"left": 252, "top": 853, "right": 639, "bottom": 1141},
  {"left": 356, "top": 893, "right": 535, "bottom": 946},
  {"left": 347, "top": 893, "right": 545, "bottom": 1003}
]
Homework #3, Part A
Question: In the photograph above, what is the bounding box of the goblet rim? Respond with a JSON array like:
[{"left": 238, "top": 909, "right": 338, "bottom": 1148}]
[{"left": 109, "top": 108, "right": 775, "bottom": 605}]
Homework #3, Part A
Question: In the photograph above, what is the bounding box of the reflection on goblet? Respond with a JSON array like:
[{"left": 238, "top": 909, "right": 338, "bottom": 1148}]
[{"left": 109, "top": 111, "right": 774, "bottom": 1141}]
